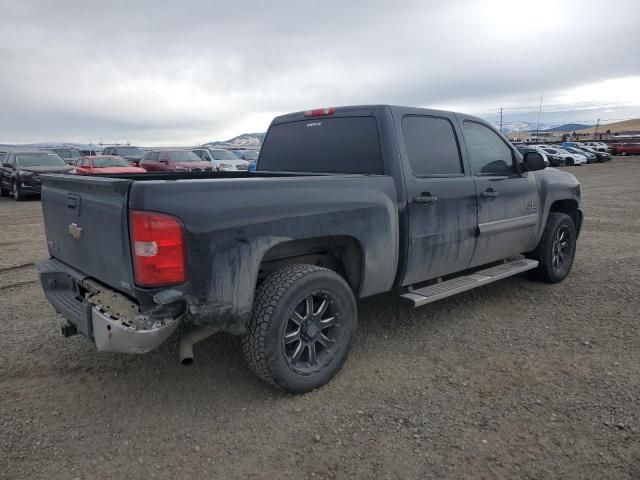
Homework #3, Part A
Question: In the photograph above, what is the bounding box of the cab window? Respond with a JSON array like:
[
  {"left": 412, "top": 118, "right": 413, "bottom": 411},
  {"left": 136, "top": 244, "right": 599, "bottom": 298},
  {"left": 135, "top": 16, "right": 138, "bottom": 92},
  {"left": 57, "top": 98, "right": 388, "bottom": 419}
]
[{"left": 463, "top": 121, "right": 514, "bottom": 176}]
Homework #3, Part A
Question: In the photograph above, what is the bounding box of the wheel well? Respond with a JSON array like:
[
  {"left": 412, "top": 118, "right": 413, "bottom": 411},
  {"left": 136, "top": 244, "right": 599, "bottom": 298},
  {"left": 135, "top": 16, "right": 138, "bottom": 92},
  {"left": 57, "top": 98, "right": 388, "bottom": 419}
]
[
  {"left": 258, "top": 236, "right": 363, "bottom": 293},
  {"left": 549, "top": 199, "right": 579, "bottom": 227}
]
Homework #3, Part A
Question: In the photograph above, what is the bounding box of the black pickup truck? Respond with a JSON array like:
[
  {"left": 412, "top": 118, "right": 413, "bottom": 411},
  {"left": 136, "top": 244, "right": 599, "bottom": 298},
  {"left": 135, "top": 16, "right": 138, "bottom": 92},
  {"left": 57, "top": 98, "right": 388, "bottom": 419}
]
[{"left": 37, "top": 105, "right": 582, "bottom": 393}]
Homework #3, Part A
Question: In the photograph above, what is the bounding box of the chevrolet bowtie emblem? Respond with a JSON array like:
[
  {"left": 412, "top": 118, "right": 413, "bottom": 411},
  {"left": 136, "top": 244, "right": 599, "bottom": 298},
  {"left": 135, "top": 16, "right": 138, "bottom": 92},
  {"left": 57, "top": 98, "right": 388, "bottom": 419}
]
[{"left": 68, "top": 223, "right": 83, "bottom": 240}]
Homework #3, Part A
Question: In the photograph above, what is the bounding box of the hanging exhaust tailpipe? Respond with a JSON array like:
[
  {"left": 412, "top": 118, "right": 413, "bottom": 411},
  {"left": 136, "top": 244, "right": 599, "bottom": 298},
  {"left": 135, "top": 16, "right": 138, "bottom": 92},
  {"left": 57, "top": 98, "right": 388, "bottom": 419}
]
[{"left": 179, "top": 326, "right": 221, "bottom": 364}]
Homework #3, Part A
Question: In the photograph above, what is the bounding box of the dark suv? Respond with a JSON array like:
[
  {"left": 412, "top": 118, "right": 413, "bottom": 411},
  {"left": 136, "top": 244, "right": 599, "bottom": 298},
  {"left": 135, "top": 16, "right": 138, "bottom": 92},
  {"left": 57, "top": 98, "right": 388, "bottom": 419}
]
[
  {"left": 102, "top": 146, "right": 146, "bottom": 166},
  {"left": 140, "top": 149, "right": 213, "bottom": 172},
  {"left": 0, "top": 149, "right": 72, "bottom": 200}
]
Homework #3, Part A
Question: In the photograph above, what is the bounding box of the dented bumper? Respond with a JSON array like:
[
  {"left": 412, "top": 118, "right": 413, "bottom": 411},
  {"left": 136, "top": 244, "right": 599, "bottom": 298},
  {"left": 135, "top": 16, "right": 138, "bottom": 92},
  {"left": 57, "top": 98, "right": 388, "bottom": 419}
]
[{"left": 37, "top": 258, "right": 184, "bottom": 354}]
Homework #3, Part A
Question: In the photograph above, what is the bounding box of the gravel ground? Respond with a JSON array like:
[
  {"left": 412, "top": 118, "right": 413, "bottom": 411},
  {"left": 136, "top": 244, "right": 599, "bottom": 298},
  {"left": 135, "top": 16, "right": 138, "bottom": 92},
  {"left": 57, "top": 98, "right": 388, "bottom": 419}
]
[{"left": 1, "top": 158, "right": 639, "bottom": 479}]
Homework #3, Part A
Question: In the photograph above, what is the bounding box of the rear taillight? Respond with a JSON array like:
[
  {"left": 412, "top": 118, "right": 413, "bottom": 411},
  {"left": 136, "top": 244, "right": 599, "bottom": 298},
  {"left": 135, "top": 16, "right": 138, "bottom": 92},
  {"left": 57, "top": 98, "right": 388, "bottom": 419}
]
[
  {"left": 130, "top": 210, "right": 187, "bottom": 287},
  {"left": 304, "top": 107, "right": 336, "bottom": 117}
]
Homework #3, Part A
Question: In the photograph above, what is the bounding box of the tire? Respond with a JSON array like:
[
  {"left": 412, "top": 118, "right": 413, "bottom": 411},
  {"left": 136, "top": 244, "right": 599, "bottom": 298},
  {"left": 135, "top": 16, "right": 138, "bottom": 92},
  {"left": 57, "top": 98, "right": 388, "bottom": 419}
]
[
  {"left": 12, "top": 181, "right": 24, "bottom": 201},
  {"left": 242, "top": 263, "right": 357, "bottom": 394},
  {"left": 566, "top": 157, "right": 574, "bottom": 166},
  {"left": 527, "top": 212, "right": 577, "bottom": 283},
  {"left": 0, "top": 183, "right": 8, "bottom": 197}
]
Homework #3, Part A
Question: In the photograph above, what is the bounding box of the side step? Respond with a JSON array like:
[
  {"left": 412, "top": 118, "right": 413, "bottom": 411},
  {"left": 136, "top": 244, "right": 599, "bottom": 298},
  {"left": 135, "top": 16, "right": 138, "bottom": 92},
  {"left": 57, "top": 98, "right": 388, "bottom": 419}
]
[{"left": 400, "top": 258, "right": 539, "bottom": 308}]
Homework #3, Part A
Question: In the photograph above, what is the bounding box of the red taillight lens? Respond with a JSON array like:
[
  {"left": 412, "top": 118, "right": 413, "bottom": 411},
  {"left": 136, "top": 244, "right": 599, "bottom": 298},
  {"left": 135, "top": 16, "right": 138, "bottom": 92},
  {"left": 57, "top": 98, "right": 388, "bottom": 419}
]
[
  {"left": 130, "top": 210, "right": 187, "bottom": 287},
  {"left": 304, "top": 107, "right": 336, "bottom": 117}
]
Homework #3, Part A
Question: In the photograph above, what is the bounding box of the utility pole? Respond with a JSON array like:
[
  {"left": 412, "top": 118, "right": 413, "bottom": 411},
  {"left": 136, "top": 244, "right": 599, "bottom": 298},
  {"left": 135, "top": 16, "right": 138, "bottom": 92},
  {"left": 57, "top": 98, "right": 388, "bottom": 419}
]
[
  {"left": 593, "top": 118, "right": 600, "bottom": 140},
  {"left": 499, "top": 108, "right": 503, "bottom": 133},
  {"left": 535, "top": 94, "right": 543, "bottom": 142}
]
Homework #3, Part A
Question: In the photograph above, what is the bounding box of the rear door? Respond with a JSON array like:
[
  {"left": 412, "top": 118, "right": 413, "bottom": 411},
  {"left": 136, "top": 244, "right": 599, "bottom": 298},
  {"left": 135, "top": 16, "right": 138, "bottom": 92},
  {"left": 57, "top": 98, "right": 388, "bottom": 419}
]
[
  {"left": 399, "top": 113, "right": 477, "bottom": 285},
  {"left": 40, "top": 175, "right": 136, "bottom": 293},
  {"left": 459, "top": 119, "right": 539, "bottom": 268}
]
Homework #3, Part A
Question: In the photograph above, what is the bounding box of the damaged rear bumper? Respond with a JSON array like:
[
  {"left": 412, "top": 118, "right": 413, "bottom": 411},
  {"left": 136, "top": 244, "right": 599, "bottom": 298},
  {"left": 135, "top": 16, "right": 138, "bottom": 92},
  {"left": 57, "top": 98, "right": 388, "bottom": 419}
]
[{"left": 36, "top": 258, "right": 183, "bottom": 354}]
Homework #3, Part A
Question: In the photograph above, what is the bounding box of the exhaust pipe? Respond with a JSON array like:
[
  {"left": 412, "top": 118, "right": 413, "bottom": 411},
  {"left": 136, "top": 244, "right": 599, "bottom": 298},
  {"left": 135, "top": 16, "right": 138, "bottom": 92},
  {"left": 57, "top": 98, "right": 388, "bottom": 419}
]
[{"left": 179, "top": 326, "right": 220, "bottom": 364}]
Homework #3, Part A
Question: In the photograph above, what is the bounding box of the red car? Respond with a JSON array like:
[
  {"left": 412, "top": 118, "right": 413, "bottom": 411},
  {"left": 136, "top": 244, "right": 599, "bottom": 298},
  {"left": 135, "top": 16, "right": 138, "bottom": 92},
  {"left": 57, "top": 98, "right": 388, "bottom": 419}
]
[
  {"left": 611, "top": 143, "right": 640, "bottom": 155},
  {"left": 140, "top": 149, "right": 213, "bottom": 172},
  {"left": 73, "top": 155, "right": 147, "bottom": 175}
]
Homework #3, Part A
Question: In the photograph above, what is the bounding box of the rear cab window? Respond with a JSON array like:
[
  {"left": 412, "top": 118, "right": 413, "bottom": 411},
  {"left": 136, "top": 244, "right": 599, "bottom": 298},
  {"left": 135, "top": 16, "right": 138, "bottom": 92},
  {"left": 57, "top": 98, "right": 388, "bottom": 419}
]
[{"left": 258, "top": 116, "right": 383, "bottom": 174}]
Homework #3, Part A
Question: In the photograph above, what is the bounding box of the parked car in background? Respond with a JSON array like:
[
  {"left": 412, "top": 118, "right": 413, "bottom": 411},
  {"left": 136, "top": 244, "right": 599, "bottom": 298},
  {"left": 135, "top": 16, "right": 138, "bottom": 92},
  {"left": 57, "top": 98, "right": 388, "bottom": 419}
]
[
  {"left": 102, "top": 146, "right": 146, "bottom": 166},
  {"left": 73, "top": 155, "right": 147, "bottom": 175},
  {"left": 0, "top": 149, "right": 72, "bottom": 200},
  {"left": 583, "top": 142, "right": 610, "bottom": 152},
  {"left": 516, "top": 146, "right": 549, "bottom": 167},
  {"left": 541, "top": 147, "right": 586, "bottom": 166},
  {"left": 141, "top": 149, "right": 213, "bottom": 172},
  {"left": 235, "top": 150, "right": 259, "bottom": 171},
  {"left": 528, "top": 146, "right": 564, "bottom": 166},
  {"left": 561, "top": 142, "right": 609, "bottom": 161},
  {"left": 561, "top": 146, "right": 597, "bottom": 164},
  {"left": 610, "top": 143, "right": 640, "bottom": 156},
  {"left": 192, "top": 148, "right": 249, "bottom": 171},
  {"left": 48, "top": 148, "right": 82, "bottom": 165}
]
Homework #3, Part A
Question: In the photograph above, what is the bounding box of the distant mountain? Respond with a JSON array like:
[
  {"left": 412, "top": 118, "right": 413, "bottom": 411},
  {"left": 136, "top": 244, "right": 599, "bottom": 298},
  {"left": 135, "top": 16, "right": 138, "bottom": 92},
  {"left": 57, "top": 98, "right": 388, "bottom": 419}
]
[
  {"left": 202, "top": 132, "right": 265, "bottom": 149},
  {"left": 499, "top": 121, "right": 554, "bottom": 133},
  {"left": 544, "top": 123, "right": 592, "bottom": 132}
]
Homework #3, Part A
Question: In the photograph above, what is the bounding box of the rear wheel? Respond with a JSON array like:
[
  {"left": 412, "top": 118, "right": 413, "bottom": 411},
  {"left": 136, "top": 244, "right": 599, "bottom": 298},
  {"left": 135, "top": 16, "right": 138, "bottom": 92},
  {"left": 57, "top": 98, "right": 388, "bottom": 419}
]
[
  {"left": 528, "top": 212, "right": 577, "bottom": 283},
  {"left": 566, "top": 157, "right": 574, "bottom": 166},
  {"left": 242, "top": 264, "right": 357, "bottom": 394},
  {"left": 12, "top": 181, "right": 24, "bottom": 201}
]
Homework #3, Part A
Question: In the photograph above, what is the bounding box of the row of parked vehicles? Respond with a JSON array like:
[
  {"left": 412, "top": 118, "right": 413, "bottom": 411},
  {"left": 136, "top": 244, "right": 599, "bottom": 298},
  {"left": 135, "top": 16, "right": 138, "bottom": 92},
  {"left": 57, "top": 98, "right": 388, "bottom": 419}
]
[
  {"left": 514, "top": 141, "right": 613, "bottom": 167},
  {"left": 0, "top": 146, "right": 260, "bottom": 200}
]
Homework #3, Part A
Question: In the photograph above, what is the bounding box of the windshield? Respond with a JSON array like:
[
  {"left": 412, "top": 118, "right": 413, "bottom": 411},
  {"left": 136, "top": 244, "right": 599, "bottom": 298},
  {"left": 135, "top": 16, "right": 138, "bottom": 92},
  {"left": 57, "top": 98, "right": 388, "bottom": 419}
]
[
  {"left": 210, "top": 150, "right": 238, "bottom": 160},
  {"left": 117, "top": 147, "right": 145, "bottom": 158},
  {"left": 168, "top": 151, "right": 202, "bottom": 162},
  {"left": 92, "top": 156, "right": 131, "bottom": 167},
  {"left": 16, "top": 153, "right": 67, "bottom": 167},
  {"left": 53, "top": 149, "right": 81, "bottom": 159},
  {"left": 259, "top": 117, "right": 383, "bottom": 173}
]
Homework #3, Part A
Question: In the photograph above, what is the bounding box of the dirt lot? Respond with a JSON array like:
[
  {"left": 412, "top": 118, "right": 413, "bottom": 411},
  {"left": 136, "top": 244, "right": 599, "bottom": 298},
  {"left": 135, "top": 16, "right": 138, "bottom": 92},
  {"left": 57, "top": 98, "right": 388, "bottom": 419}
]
[{"left": 1, "top": 159, "right": 639, "bottom": 479}]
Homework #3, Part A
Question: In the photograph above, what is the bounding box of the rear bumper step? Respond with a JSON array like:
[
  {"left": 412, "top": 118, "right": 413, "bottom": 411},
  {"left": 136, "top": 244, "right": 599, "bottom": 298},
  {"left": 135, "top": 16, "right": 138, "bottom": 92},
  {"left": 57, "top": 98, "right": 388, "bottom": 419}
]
[{"left": 401, "top": 259, "right": 539, "bottom": 307}]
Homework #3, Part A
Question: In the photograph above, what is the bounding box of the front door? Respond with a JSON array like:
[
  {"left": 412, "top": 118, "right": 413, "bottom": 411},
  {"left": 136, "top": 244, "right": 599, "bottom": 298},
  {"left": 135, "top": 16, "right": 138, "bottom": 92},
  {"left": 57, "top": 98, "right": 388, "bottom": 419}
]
[
  {"left": 460, "top": 120, "right": 540, "bottom": 268},
  {"left": 400, "top": 114, "right": 478, "bottom": 286}
]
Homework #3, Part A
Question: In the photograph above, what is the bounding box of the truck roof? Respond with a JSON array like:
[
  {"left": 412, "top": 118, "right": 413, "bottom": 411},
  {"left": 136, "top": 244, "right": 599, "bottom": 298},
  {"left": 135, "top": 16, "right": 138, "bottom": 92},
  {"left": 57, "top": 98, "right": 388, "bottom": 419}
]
[{"left": 271, "top": 104, "right": 487, "bottom": 126}]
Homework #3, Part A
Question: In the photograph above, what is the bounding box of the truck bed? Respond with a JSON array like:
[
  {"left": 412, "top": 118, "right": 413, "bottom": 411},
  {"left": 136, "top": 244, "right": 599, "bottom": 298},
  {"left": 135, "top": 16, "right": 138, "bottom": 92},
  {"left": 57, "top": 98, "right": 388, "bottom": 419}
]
[{"left": 40, "top": 171, "right": 399, "bottom": 330}]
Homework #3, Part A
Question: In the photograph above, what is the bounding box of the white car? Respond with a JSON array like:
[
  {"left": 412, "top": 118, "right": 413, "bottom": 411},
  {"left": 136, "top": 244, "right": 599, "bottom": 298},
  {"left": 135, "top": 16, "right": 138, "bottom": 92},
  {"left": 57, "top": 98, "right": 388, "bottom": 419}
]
[
  {"left": 584, "top": 142, "right": 610, "bottom": 152},
  {"left": 541, "top": 147, "right": 587, "bottom": 166},
  {"left": 192, "top": 148, "right": 249, "bottom": 171}
]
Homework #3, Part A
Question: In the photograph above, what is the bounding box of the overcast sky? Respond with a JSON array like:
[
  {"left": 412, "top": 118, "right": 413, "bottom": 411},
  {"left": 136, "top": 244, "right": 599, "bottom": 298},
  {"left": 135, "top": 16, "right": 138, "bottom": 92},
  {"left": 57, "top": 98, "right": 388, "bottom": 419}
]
[{"left": 1, "top": 0, "right": 639, "bottom": 145}]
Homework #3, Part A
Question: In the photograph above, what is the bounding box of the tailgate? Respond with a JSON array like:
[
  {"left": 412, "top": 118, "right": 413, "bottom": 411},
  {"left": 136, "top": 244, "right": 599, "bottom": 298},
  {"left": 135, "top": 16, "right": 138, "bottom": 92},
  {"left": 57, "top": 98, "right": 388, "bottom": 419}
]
[{"left": 41, "top": 174, "right": 136, "bottom": 294}]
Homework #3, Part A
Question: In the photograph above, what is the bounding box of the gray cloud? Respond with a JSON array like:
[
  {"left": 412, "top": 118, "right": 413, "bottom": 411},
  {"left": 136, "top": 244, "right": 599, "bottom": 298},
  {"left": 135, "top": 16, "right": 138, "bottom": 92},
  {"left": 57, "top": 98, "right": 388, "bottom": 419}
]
[{"left": 1, "top": 0, "right": 639, "bottom": 144}]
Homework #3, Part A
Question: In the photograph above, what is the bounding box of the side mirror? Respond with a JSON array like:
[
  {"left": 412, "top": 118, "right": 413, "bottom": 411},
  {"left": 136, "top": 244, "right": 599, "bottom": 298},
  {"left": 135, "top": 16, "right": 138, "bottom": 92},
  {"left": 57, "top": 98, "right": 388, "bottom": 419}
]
[{"left": 522, "top": 152, "right": 546, "bottom": 171}]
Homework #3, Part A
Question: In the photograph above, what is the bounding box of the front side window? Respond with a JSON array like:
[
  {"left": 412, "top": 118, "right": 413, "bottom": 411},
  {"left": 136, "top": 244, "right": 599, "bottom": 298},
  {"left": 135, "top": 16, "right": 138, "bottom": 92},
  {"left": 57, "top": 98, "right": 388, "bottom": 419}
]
[
  {"left": 463, "top": 122, "right": 514, "bottom": 175},
  {"left": 402, "top": 116, "right": 463, "bottom": 175}
]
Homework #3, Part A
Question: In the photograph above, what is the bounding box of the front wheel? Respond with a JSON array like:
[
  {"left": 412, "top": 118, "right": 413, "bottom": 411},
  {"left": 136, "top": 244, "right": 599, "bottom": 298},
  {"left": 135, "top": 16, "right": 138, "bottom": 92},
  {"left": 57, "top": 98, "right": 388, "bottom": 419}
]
[
  {"left": 527, "top": 212, "right": 577, "bottom": 283},
  {"left": 242, "top": 264, "right": 357, "bottom": 394},
  {"left": 566, "top": 157, "right": 574, "bottom": 166},
  {"left": 12, "top": 181, "right": 24, "bottom": 201}
]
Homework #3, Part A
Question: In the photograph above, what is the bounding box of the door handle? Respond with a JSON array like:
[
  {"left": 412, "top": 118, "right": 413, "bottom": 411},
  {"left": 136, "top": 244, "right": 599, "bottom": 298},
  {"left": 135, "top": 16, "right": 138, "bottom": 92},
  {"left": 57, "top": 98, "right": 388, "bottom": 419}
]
[
  {"left": 480, "top": 188, "right": 500, "bottom": 199},
  {"left": 413, "top": 193, "right": 438, "bottom": 205}
]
